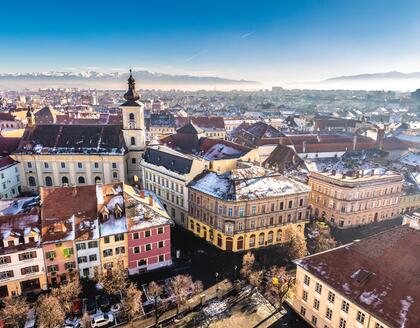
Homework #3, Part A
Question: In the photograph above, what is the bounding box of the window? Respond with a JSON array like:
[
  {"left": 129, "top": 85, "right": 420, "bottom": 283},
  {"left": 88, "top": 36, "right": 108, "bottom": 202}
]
[
  {"left": 104, "top": 236, "right": 110, "bottom": 243},
  {"left": 94, "top": 162, "right": 99, "bottom": 169},
  {"left": 138, "top": 259, "right": 147, "bottom": 266},
  {"left": 339, "top": 318, "right": 346, "bottom": 328},
  {"left": 112, "top": 163, "right": 117, "bottom": 169},
  {"left": 28, "top": 176, "right": 36, "bottom": 187},
  {"left": 88, "top": 241, "right": 98, "bottom": 248},
  {"left": 326, "top": 308, "right": 332, "bottom": 320},
  {"left": 46, "top": 251, "right": 56, "bottom": 259},
  {"left": 63, "top": 248, "right": 73, "bottom": 257},
  {"left": 47, "top": 265, "right": 58, "bottom": 273},
  {"left": 288, "top": 200, "right": 293, "bottom": 208},
  {"left": 158, "top": 227, "right": 164, "bottom": 234},
  {"left": 0, "top": 256, "right": 11, "bottom": 264},
  {"left": 145, "top": 230, "right": 151, "bottom": 237},
  {"left": 328, "top": 291, "right": 335, "bottom": 303},
  {"left": 27, "top": 162, "right": 32, "bottom": 169},
  {"left": 134, "top": 246, "right": 140, "bottom": 253},
  {"left": 65, "top": 262, "right": 75, "bottom": 270},
  {"left": 103, "top": 249, "right": 113, "bottom": 257},
  {"left": 0, "top": 270, "right": 14, "bottom": 279},
  {"left": 131, "top": 158, "right": 136, "bottom": 164},
  {"left": 115, "top": 234, "right": 124, "bottom": 242},
  {"left": 76, "top": 243, "right": 86, "bottom": 251},
  {"left": 300, "top": 306, "right": 306, "bottom": 316},
  {"left": 315, "top": 282, "right": 322, "bottom": 294},
  {"left": 341, "top": 301, "right": 349, "bottom": 313},
  {"left": 304, "top": 275, "right": 310, "bottom": 286},
  {"left": 302, "top": 290, "right": 308, "bottom": 302},
  {"left": 112, "top": 172, "right": 118, "bottom": 179},
  {"left": 145, "top": 244, "right": 152, "bottom": 251},
  {"left": 311, "top": 316, "right": 317, "bottom": 326},
  {"left": 62, "top": 176, "right": 69, "bottom": 184},
  {"left": 299, "top": 198, "right": 304, "bottom": 206},
  {"left": 251, "top": 206, "right": 257, "bottom": 215},
  {"left": 133, "top": 232, "right": 139, "bottom": 239},
  {"left": 78, "top": 256, "right": 88, "bottom": 264},
  {"left": 78, "top": 176, "right": 85, "bottom": 184},
  {"left": 375, "top": 323, "right": 384, "bottom": 328},
  {"left": 227, "top": 208, "right": 233, "bottom": 216},
  {"left": 158, "top": 254, "right": 164, "bottom": 262},
  {"left": 115, "top": 246, "right": 125, "bottom": 255},
  {"left": 19, "top": 251, "right": 36, "bottom": 260},
  {"left": 129, "top": 113, "right": 135, "bottom": 120},
  {"left": 61, "top": 162, "right": 66, "bottom": 169},
  {"left": 89, "top": 254, "right": 97, "bottom": 261},
  {"left": 77, "top": 162, "right": 82, "bottom": 169},
  {"left": 158, "top": 241, "right": 164, "bottom": 248},
  {"left": 44, "top": 162, "right": 49, "bottom": 169},
  {"left": 356, "top": 311, "right": 365, "bottom": 324},
  {"left": 314, "top": 299, "right": 320, "bottom": 310}
]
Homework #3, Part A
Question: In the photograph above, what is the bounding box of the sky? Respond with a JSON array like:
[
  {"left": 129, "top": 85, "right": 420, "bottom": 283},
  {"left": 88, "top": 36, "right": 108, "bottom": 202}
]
[{"left": 1, "top": 0, "right": 420, "bottom": 84}]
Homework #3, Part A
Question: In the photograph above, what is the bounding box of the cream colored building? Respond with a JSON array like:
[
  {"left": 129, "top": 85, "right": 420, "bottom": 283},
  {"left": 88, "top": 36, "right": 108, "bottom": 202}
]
[
  {"left": 309, "top": 169, "right": 403, "bottom": 228},
  {"left": 188, "top": 164, "right": 310, "bottom": 251},
  {"left": 292, "top": 224, "right": 419, "bottom": 328}
]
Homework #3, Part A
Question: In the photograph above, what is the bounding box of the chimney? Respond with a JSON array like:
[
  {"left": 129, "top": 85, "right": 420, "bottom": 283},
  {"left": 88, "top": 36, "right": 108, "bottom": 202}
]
[
  {"left": 342, "top": 173, "right": 346, "bottom": 179},
  {"left": 302, "top": 141, "right": 307, "bottom": 153},
  {"left": 332, "top": 169, "right": 336, "bottom": 176},
  {"left": 140, "top": 190, "right": 145, "bottom": 199},
  {"left": 72, "top": 187, "right": 78, "bottom": 197},
  {"left": 148, "top": 194, "right": 153, "bottom": 206},
  {"left": 356, "top": 171, "right": 360, "bottom": 178},
  {"left": 376, "top": 128, "right": 385, "bottom": 151},
  {"left": 361, "top": 170, "right": 364, "bottom": 177},
  {"left": 352, "top": 135, "right": 357, "bottom": 151}
]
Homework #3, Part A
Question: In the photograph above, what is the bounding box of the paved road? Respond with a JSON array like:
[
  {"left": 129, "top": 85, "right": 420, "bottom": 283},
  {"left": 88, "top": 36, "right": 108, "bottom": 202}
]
[{"left": 331, "top": 217, "right": 403, "bottom": 245}]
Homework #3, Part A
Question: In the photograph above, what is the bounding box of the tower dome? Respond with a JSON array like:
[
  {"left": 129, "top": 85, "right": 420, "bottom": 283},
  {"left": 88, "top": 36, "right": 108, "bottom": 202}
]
[{"left": 123, "top": 69, "right": 140, "bottom": 102}]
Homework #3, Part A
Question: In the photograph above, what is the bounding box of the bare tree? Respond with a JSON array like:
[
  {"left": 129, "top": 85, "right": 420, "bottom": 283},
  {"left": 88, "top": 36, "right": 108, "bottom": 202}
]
[
  {"left": 311, "top": 223, "right": 337, "bottom": 253},
  {"left": 240, "top": 251, "right": 256, "bottom": 282},
  {"left": 264, "top": 266, "right": 294, "bottom": 311},
  {"left": 0, "top": 296, "right": 30, "bottom": 328},
  {"left": 170, "top": 274, "right": 203, "bottom": 315},
  {"left": 285, "top": 224, "right": 307, "bottom": 260},
  {"left": 96, "top": 258, "right": 128, "bottom": 298},
  {"left": 36, "top": 295, "right": 65, "bottom": 328},
  {"left": 147, "top": 281, "right": 166, "bottom": 327},
  {"left": 80, "top": 312, "right": 91, "bottom": 328},
  {"left": 121, "top": 283, "right": 143, "bottom": 326},
  {"left": 51, "top": 279, "right": 81, "bottom": 315}
]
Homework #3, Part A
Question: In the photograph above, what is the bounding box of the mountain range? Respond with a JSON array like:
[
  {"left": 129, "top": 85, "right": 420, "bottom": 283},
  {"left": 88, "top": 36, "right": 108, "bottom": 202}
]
[
  {"left": 324, "top": 71, "right": 420, "bottom": 82},
  {"left": 0, "top": 70, "right": 259, "bottom": 90}
]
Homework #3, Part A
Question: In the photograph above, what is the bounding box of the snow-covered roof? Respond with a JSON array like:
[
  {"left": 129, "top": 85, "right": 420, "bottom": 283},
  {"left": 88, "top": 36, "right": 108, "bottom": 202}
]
[
  {"left": 203, "top": 143, "right": 244, "bottom": 160},
  {"left": 189, "top": 166, "right": 310, "bottom": 201}
]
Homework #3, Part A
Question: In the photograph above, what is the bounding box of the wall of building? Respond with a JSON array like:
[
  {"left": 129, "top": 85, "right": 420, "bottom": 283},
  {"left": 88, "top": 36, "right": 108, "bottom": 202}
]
[
  {"left": 42, "top": 240, "right": 77, "bottom": 286},
  {"left": 75, "top": 239, "right": 101, "bottom": 278},
  {"left": 99, "top": 233, "right": 128, "bottom": 270},
  {"left": 0, "top": 163, "right": 21, "bottom": 199}
]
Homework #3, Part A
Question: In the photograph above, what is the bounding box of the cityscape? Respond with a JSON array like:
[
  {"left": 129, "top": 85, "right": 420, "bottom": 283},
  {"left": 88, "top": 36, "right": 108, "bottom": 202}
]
[{"left": 0, "top": 1, "right": 419, "bottom": 328}]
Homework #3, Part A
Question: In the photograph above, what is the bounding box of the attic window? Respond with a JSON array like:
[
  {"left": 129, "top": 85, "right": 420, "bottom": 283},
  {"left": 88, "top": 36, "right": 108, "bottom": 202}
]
[
  {"left": 51, "top": 222, "right": 67, "bottom": 234},
  {"left": 351, "top": 269, "right": 371, "bottom": 284}
]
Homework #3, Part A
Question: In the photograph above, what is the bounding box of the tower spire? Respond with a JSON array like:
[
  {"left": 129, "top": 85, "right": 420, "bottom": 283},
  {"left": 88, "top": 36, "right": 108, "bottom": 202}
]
[{"left": 124, "top": 68, "right": 140, "bottom": 101}]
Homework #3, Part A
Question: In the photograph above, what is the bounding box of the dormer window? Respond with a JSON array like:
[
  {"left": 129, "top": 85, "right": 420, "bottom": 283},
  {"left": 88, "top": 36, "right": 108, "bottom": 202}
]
[
  {"left": 8, "top": 240, "right": 14, "bottom": 247},
  {"left": 100, "top": 206, "right": 110, "bottom": 220},
  {"left": 115, "top": 203, "right": 123, "bottom": 218}
]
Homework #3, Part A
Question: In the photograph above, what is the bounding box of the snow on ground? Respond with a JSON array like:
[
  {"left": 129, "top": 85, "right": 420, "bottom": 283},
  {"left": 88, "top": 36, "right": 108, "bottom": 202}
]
[{"left": 203, "top": 300, "right": 228, "bottom": 317}]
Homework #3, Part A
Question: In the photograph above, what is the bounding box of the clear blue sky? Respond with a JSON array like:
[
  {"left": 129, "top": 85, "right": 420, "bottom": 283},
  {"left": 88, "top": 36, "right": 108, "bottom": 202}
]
[{"left": 1, "top": 0, "right": 420, "bottom": 83}]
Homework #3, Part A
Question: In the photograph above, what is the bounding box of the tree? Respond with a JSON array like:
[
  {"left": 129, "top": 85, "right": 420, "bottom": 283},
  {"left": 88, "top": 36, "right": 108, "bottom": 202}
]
[
  {"left": 36, "top": 295, "right": 65, "bottom": 328},
  {"left": 51, "top": 279, "right": 81, "bottom": 315},
  {"left": 285, "top": 225, "right": 307, "bottom": 260},
  {"left": 240, "top": 251, "right": 256, "bottom": 282},
  {"left": 170, "top": 274, "right": 203, "bottom": 315},
  {"left": 147, "top": 281, "right": 166, "bottom": 327},
  {"left": 264, "top": 266, "right": 294, "bottom": 311},
  {"left": 121, "top": 283, "right": 143, "bottom": 326},
  {"left": 96, "top": 258, "right": 128, "bottom": 298},
  {"left": 311, "top": 223, "right": 337, "bottom": 254},
  {"left": 80, "top": 313, "right": 91, "bottom": 328},
  {"left": 0, "top": 296, "right": 30, "bottom": 328}
]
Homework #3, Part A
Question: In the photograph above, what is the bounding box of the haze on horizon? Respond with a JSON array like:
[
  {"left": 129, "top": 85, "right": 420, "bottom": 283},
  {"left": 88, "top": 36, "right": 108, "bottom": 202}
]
[{"left": 1, "top": 0, "right": 420, "bottom": 87}]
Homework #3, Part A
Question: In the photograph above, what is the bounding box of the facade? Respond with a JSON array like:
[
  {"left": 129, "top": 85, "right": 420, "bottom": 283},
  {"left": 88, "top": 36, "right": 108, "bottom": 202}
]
[
  {"left": 146, "top": 112, "right": 176, "bottom": 141},
  {"left": 292, "top": 225, "right": 419, "bottom": 328},
  {"left": 0, "top": 112, "right": 24, "bottom": 130},
  {"left": 175, "top": 116, "right": 226, "bottom": 139},
  {"left": 309, "top": 169, "right": 403, "bottom": 228},
  {"left": 125, "top": 187, "right": 172, "bottom": 274},
  {"left": 0, "top": 156, "right": 21, "bottom": 199},
  {"left": 97, "top": 183, "right": 128, "bottom": 271},
  {"left": 141, "top": 145, "right": 208, "bottom": 227},
  {"left": 188, "top": 165, "right": 310, "bottom": 251},
  {"left": 0, "top": 199, "right": 47, "bottom": 297}
]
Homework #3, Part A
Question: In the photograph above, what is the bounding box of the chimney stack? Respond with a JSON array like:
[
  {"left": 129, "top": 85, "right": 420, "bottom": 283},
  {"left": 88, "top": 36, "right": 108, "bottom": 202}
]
[
  {"left": 148, "top": 194, "right": 153, "bottom": 206},
  {"left": 352, "top": 135, "right": 358, "bottom": 151},
  {"left": 302, "top": 141, "right": 307, "bottom": 153},
  {"left": 140, "top": 190, "right": 145, "bottom": 199}
]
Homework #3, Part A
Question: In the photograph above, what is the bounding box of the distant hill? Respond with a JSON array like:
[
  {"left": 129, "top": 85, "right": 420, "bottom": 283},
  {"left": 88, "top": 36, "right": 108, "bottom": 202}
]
[
  {"left": 325, "top": 71, "right": 420, "bottom": 82},
  {"left": 0, "top": 70, "right": 260, "bottom": 90}
]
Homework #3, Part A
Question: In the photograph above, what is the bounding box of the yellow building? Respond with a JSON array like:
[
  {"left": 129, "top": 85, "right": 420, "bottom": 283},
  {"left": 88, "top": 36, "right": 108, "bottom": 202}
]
[
  {"left": 292, "top": 224, "right": 419, "bottom": 328},
  {"left": 399, "top": 192, "right": 420, "bottom": 214},
  {"left": 309, "top": 169, "right": 403, "bottom": 228},
  {"left": 97, "top": 183, "right": 129, "bottom": 270},
  {"left": 187, "top": 164, "right": 310, "bottom": 251}
]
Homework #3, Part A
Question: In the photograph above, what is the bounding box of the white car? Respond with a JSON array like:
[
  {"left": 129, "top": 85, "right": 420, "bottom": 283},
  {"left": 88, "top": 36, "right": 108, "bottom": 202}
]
[{"left": 91, "top": 313, "right": 114, "bottom": 328}]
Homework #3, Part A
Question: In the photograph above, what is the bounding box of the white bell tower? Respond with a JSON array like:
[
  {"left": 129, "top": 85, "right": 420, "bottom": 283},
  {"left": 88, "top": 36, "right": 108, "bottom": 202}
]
[{"left": 121, "top": 69, "right": 145, "bottom": 184}]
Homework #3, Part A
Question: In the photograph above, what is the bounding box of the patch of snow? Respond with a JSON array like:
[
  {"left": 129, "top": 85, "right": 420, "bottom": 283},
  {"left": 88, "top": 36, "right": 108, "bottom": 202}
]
[
  {"left": 203, "top": 300, "right": 228, "bottom": 317},
  {"left": 399, "top": 296, "right": 414, "bottom": 328}
]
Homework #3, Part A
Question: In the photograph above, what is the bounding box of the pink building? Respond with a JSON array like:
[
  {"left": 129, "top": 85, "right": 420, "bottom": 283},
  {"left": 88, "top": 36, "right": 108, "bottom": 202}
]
[{"left": 125, "top": 187, "right": 172, "bottom": 275}]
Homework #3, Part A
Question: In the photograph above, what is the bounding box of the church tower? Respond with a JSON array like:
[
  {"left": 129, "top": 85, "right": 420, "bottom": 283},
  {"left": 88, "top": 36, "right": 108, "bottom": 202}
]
[
  {"left": 26, "top": 107, "right": 35, "bottom": 128},
  {"left": 121, "top": 69, "right": 145, "bottom": 183}
]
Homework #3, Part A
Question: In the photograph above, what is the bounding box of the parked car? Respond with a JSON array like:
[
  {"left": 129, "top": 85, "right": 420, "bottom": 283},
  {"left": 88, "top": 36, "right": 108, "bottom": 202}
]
[
  {"left": 109, "top": 303, "right": 121, "bottom": 313},
  {"left": 63, "top": 317, "right": 80, "bottom": 328},
  {"left": 91, "top": 314, "right": 114, "bottom": 328}
]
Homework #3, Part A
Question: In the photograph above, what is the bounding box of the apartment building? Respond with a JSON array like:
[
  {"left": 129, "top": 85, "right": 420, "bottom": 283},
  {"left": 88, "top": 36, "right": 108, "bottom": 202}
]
[
  {"left": 292, "top": 225, "right": 419, "bottom": 328},
  {"left": 309, "top": 169, "right": 403, "bottom": 228},
  {"left": 187, "top": 164, "right": 310, "bottom": 251},
  {"left": 141, "top": 145, "right": 208, "bottom": 227},
  {"left": 0, "top": 199, "right": 47, "bottom": 297},
  {"left": 97, "top": 183, "right": 128, "bottom": 271},
  {"left": 125, "top": 187, "right": 172, "bottom": 274},
  {"left": 0, "top": 156, "right": 21, "bottom": 199},
  {"left": 175, "top": 116, "right": 226, "bottom": 139}
]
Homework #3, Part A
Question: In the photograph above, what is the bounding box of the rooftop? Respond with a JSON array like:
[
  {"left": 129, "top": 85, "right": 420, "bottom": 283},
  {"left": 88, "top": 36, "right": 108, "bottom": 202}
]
[{"left": 295, "top": 226, "right": 420, "bottom": 328}]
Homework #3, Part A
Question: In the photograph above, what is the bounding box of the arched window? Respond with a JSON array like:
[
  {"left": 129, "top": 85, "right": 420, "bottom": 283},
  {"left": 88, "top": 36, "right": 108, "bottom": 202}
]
[
  {"left": 61, "top": 176, "right": 69, "bottom": 185},
  {"left": 267, "top": 231, "right": 274, "bottom": 244},
  {"left": 129, "top": 113, "right": 135, "bottom": 120},
  {"left": 276, "top": 229, "right": 282, "bottom": 241},
  {"left": 130, "top": 137, "right": 136, "bottom": 146},
  {"left": 226, "top": 237, "right": 233, "bottom": 251},
  {"left": 95, "top": 176, "right": 102, "bottom": 184},
  {"left": 45, "top": 176, "right": 53, "bottom": 187},
  {"left": 78, "top": 176, "right": 85, "bottom": 184},
  {"left": 258, "top": 233, "right": 265, "bottom": 246},
  {"left": 249, "top": 234, "right": 255, "bottom": 248},
  {"left": 237, "top": 237, "right": 244, "bottom": 250},
  {"left": 28, "top": 176, "right": 36, "bottom": 187},
  {"left": 217, "top": 234, "right": 223, "bottom": 247},
  {"left": 112, "top": 172, "right": 118, "bottom": 179}
]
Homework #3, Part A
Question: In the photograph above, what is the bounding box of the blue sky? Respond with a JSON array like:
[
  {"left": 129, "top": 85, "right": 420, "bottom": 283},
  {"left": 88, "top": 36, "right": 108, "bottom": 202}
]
[{"left": 1, "top": 0, "right": 420, "bottom": 83}]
